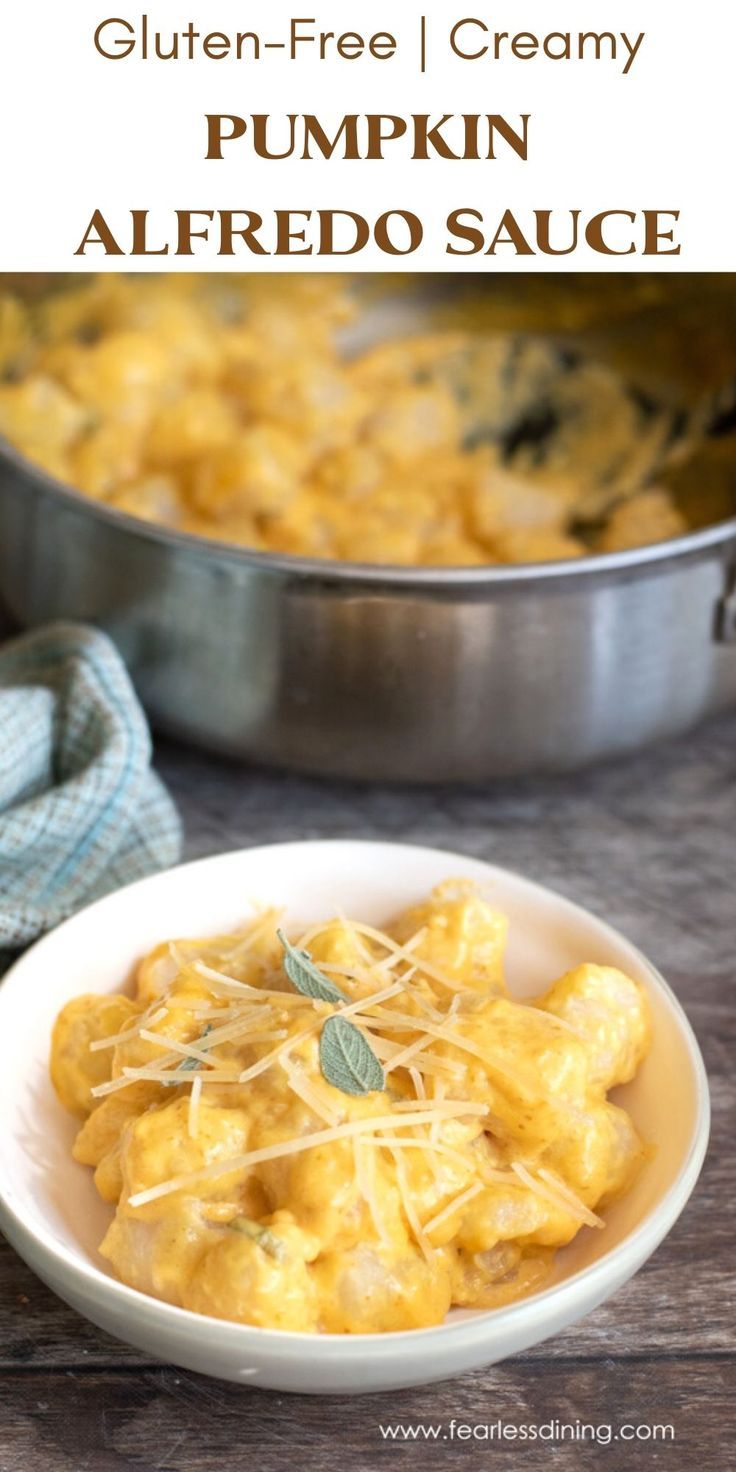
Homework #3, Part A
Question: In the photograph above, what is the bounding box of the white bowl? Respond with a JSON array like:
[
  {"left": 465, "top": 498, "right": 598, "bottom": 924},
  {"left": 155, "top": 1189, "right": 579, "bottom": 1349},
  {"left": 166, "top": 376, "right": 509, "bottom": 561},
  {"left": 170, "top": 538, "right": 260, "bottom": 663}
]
[{"left": 0, "top": 841, "right": 709, "bottom": 1394}]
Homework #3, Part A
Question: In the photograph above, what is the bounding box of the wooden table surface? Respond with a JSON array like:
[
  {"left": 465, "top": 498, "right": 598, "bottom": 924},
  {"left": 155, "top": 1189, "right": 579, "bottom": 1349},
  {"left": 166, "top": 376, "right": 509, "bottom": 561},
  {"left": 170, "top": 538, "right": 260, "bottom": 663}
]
[{"left": 2, "top": 711, "right": 735, "bottom": 1471}]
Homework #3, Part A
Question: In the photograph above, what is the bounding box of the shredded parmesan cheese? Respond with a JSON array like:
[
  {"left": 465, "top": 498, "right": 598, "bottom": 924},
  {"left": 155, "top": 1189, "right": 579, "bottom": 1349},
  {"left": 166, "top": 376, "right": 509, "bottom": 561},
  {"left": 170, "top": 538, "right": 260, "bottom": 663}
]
[
  {"left": 348, "top": 1009, "right": 536, "bottom": 1096},
  {"left": 340, "top": 920, "right": 466, "bottom": 993},
  {"left": 367, "top": 1035, "right": 461, "bottom": 1079},
  {"left": 353, "top": 1139, "right": 390, "bottom": 1246},
  {"left": 236, "top": 979, "right": 404, "bottom": 1085},
  {"left": 512, "top": 1162, "right": 605, "bottom": 1228},
  {"left": 388, "top": 1144, "right": 434, "bottom": 1260},
  {"left": 188, "top": 1075, "right": 202, "bottom": 1138},
  {"left": 280, "top": 1056, "right": 340, "bottom": 1127},
  {"left": 390, "top": 1099, "right": 487, "bottom": 1116},
  {"left": 138, "top": 1029, "right": 226, "bottom": 1067},
  {"left": 384, "top": 1033, "right": 438, "bottom": 1076},
  {"left": 537, "top": 1168, "right": 605, "bottom": 1228},
  {"left": 180, "top": 1010, "right": 282, "bottom": 1051},
  {"left": 365, "top": 1135, "right": 474, "bottom": 1174},
  {"left": 423, "top": 1181, "right": 485, "bottom": 1236},
  {"left": 430, "top": 1075, "right": 446, "bottom": 1146},
  {"left": 222, "top": 908, "right": 283, "bottom": 960},
  {"left": 89, "top": 1001, "right": 169, "bottom": 1053},
  {"left": 408, "top": 1065, "right": 425, "bottom": 1101},
  {"left": 127, "top": 1103, "right": 489, "bottom": 1207},
  {"left": 122, "top": 1066, "right": 239, "bottom": 1086},
  {"left": 193, "top": 960, "right": 308, "bottom": 1004}
]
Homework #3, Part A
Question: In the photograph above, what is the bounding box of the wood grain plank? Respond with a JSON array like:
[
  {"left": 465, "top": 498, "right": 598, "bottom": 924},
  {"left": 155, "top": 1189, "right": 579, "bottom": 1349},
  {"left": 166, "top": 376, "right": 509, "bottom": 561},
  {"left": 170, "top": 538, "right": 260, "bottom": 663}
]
[
  {"left": 154, "top": 709, "right": 736, "bottom": 984},
  {"left": 0, "top": 1358, "right": 733, "bottom": 1472}
]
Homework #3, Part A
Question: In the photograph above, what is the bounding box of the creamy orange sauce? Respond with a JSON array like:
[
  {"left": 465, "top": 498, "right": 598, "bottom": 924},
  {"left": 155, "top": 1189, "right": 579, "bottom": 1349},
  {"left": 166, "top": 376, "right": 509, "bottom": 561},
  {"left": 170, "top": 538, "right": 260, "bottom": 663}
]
[{"left": 0, "top": 275, "right": 697, "bottom": 565}]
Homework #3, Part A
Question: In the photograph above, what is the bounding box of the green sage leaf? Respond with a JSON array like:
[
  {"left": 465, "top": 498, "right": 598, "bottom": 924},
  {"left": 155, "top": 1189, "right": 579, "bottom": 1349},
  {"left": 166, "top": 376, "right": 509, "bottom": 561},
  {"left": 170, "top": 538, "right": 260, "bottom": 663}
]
[
  {"left": 165, "top": 1024, "right": 212, "bottom": 1084},
  {"left": 319, "top": 1015, "right": 385, "bottom": 1096},
  {"left": 231, "top": 1218, "right": 287, "bottom": 1261},
  {"left": 277, "top": 928, "right": 347, "bottom": 1004}
]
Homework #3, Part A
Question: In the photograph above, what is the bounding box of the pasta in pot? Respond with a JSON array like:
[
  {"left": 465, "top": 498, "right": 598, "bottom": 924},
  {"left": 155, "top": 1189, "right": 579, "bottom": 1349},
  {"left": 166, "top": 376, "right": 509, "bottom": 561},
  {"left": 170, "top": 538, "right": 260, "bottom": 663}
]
[
  {"left": 0, "top": 275, "right": 694, "bottom": 565},
  {"left": 50, "top": 880, "right": 652, "bottom": 1333}
]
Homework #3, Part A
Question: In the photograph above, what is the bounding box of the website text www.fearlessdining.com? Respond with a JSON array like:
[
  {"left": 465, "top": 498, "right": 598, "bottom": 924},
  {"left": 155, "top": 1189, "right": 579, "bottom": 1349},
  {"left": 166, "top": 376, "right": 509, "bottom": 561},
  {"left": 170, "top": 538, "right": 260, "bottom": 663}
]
[{"left": 378, "top": 1419, "right": 676, "bottom": 1445}]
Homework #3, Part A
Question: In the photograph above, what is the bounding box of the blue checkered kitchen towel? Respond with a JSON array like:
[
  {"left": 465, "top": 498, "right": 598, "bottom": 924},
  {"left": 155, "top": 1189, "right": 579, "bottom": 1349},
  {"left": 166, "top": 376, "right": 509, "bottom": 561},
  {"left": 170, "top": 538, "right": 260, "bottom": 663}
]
[{"left": 0, "top": 622, "right": 182, "bottom": 965}]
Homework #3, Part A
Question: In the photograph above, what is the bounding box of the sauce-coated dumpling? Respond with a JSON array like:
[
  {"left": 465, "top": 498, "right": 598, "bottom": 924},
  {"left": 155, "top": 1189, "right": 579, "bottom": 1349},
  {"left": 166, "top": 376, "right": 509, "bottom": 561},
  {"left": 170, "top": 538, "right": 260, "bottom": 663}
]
[{"left": 0, "top": 276, "right": 691, "bottom": 565}]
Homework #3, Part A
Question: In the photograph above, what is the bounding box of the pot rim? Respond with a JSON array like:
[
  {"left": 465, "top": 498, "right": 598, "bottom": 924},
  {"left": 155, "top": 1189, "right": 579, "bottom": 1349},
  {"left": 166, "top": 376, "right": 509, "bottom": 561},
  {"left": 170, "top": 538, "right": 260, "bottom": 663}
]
[{"left": 2, "top": 431, "right": 735, "bottom": 590}]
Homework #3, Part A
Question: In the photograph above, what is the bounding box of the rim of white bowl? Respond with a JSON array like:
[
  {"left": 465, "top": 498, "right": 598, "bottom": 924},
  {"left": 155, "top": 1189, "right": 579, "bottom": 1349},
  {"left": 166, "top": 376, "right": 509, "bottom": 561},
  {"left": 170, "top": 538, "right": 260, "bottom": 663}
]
[{"left": 0, "top": 841, "right": 711, "bottom": 1358}]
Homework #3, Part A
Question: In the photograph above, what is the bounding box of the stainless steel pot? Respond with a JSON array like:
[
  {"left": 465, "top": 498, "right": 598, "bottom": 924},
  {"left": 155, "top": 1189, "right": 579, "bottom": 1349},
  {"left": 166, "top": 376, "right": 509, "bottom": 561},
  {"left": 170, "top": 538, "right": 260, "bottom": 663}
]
[{"left": 1, "top": 435, "right": 735, "bottom": 781}]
